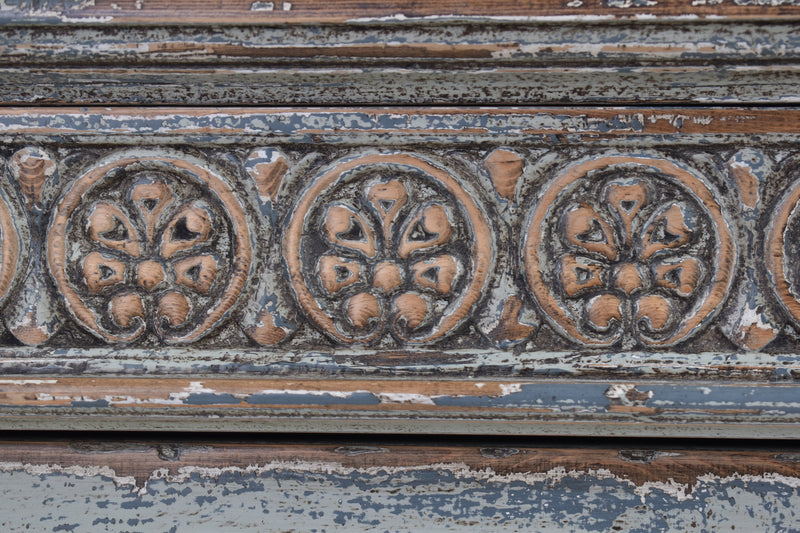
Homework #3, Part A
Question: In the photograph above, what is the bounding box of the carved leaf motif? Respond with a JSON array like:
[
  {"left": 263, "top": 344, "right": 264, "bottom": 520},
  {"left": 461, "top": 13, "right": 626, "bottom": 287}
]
[
  {"left": 560, "top": 254, "right": 604, "bottom": 297},
  {"left": 561, "top": 204, "right": 618, "bottom": 261},
  {"left": 605, "top": 180, "right": 648, "bottom": 246},
  {"left": 10, "top": 147, "right": 56, "bottom": 209},
  {"left": 160, "top": 203, "right": 213, "bottom": 259},
  {"left": 635, "top": 294, "right": 673, "bottom": 332},
  {"left": 109, "top": 292, "right": 145, "bottom": 328},
  {"left": 131, "top": 179, "right": 174, "bottom": 247},
  {"left": 411, "top": 255, "right": 459, "bottom": 295},
  {"left": 398, "top": 203, "right": 453, "bottom": 259},
  {"left": 484, "top": 149, "right": 524, "bottom": 202},
  {"left": 345, "top": 291, "right": 381, "bottom": 329},
  {"left": 323, "top": 205, "right": 377, "bottom": 259},
  {"left": 393, "top": 292, "right": 429, "bottom": 330},
  {"left": 653, "top": 257, "right": 703, "bottom": 297},
  {"left": 586, "top": 293, "right": 622, "bottom": 332},
  {"left": 640, "top": 203, "right": 691, "bottom": 259},
  {"left": 245, "top": 148, "right": 290, "bottom": 203},
  {"left": 174, "top": 255, "right": 220, "bottom": 294},
  {"left": 86, "top": 202, "right": 141, "bottom": 257},
  {"left": 82, "top": 251, "right": 126, "bottom": 293},
  {"left": 157, "top": 291, "right": 191, "bottom": 327},
  {"left": 317, "top": 255, "right": 363, "bottom": 295},
  {"left": 366, "top": 180, "right": 408, "bottom": 244}
]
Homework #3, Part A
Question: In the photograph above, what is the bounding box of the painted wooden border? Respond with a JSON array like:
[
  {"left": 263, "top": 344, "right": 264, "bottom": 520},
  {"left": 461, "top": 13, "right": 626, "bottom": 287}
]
[{"left": 2, "top": 438, "right": 800, "bottom": 530}]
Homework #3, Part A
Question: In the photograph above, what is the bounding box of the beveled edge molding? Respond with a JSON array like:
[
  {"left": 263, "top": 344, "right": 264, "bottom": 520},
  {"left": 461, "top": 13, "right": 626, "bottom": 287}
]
[{"left": 2, "top": 0, "right": 799, "bottom": 24}]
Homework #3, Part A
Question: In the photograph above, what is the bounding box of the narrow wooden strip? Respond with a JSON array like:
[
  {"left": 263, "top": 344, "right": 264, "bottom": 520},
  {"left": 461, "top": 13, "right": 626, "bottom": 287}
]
[
  {"left": 1, "top": 66, "right": 796, "bottom": 105},
  {"left": 3, "top": 0, "right": 800, "bottom": 24},
  {"left": 0, "top": 107, "right": 799, "bottom": 136}
]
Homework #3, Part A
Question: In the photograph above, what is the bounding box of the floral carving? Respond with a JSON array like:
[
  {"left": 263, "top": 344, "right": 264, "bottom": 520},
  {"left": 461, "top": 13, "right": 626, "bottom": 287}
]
[
  {"left": 47, "top": 156, "right": 253, "bottom": 343},
  {"left": 524, "top": 157, "right": 735, "bottom": 347},
  {"left": 284, "top": 153, "right": 493, "bottom": 345}
]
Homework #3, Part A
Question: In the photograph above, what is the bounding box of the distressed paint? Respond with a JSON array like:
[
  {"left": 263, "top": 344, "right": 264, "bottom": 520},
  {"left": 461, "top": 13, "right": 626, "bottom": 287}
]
[
  {"left": 1, "top": 66, "right": 798, "bottom": 105},
  {"left": 0, "top": 371, "right": 798, "bottom": 436},
  {"left": 0, "top": 108, "right": 797, "bottom": 141},
  {"left": 1, "top": 0, "right": 800, "bottom": 24},
  {"left": 0, "top": 441, "right": 799, "bottom": 531}
]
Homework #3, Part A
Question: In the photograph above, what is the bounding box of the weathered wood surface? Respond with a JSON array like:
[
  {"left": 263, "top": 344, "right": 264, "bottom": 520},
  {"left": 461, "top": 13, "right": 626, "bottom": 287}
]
[
  {"left": 0, "top": 108, "right": 795, "bottom": 435},
  {"left": 0, "top": 15, "right": 796, "bottom": 105},
  {"left": 1, "top": 438, "right": 799, "bottom": 531},
  {"left": 2, "top": 0, "right": 800, "bottom": 23}
]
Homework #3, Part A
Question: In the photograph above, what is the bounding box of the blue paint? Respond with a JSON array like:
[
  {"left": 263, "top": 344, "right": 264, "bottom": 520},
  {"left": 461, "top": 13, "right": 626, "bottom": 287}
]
[
  {"left": 184, "top": 393, "right": 241, "bottom": 406},
  {"left": 246, "top": 392, "right": 380, "bottom": 406},
  {"left": 70, "top": 399, "right": 109, "bottom": 408},
  {"left": 433, "top": 383, "right": 609, "bottom": 409}
]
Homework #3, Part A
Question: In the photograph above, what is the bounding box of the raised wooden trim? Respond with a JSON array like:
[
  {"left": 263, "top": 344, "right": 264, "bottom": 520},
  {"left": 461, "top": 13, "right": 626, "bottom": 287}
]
[{"left": 3, "top": 0, "right": 800, "bottom": 24}]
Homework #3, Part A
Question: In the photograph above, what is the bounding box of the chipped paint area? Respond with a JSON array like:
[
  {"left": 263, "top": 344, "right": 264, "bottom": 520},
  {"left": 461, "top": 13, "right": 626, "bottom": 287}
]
[{"left": 0, "top": 459, "right": 798, "bottom": 531}]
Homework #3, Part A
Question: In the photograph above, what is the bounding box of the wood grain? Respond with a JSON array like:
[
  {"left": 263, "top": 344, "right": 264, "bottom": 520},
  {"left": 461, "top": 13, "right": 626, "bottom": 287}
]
[{"left": 4, "top": 0, "right": 800, "bottom": 24}]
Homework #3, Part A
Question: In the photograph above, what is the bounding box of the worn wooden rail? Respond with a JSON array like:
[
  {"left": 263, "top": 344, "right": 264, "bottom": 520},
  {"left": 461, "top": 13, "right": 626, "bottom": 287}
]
[{"left": 1, "top": 437, "right": 799, "bottom": 530}]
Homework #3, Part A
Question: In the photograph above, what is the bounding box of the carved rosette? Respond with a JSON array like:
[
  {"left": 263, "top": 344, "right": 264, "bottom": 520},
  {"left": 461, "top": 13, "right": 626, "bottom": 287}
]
[
  {"left": 523, "top": 156, "right": 735, "bottom": 347},
  {"left": 283, "top": 153, "right": 493, "bottom": 344},
  {"left": 765, "top": 174, "right": 800, "bottom": 330},
  {"left": 47, "top": 156, "right": 253, "bottom": 343}
]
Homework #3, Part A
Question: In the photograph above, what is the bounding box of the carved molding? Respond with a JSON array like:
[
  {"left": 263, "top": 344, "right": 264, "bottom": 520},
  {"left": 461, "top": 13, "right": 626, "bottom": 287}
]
[{"left": 0, "top": 110, "right": 796, "bottom": 354}]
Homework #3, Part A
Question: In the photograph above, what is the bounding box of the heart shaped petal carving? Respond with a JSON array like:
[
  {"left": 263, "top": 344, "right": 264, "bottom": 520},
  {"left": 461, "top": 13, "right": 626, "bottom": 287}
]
[
  {"left": 47, "top": 155, "right": 253, "bottom": 344},
  {"left": 523, "top": 156, "right": 735, "bottom": 347},
  {"left": 283, "top": 153, "right": 494, "bottom": 345}
]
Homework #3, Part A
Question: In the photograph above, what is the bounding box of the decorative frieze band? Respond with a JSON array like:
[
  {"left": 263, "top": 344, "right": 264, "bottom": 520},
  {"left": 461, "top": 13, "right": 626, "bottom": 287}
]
[{"left": 2, "top": 111, "right": 800, "bottom": 353}]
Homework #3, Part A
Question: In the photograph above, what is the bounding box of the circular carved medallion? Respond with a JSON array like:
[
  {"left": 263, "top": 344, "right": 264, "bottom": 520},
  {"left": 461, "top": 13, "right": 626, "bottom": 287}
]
[
  {"left": 523, "top": 156, "right": 735, "bottom": 347},
  {"left": 0, "top": 184, "right": 23, "bottom": 309},
  {"left": 766, "top": 174, "right": 800, "bottom": 328},
  {"left": 47, "top": 155, "right": 253, "bottom": 343},
  {"left": 283, "top": 153, "right": 493, "bottom": 345}
]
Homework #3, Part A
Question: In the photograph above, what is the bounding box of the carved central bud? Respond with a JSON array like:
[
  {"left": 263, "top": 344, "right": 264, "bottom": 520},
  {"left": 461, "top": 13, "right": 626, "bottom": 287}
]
[
  {"left": 373, "top": 261, "right": 403, "bottom": 293},
  {"left": 137, "top": 260, "right": 166, "bottom": 291},
  {"left": 613, "top": 262, "right": 644, "bottom": 295}
]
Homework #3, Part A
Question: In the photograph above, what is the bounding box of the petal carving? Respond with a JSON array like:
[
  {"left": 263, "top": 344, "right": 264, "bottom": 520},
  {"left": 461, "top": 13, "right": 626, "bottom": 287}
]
[
  {"left": 366, "top": 180, "right": 408, "bottom": 244},
  {"left": 411, "top": 255, "right": 459, "bottom": 295},
  {"left": 586, "top": 293, "right": 622, "bottom": 332},
  {"left": 158, "top": 291, "right": 191, "bottom": 327},
  {"left": 560, "top": 254, "right": 604, "bottom": 297},
  {"left": 393, "top": 292, "right": 429, "bottom": 330},
  {"left": 653, "top": 257, "right": 703, "bottom": 297},
  {"left": 561, "top": 204, "right": 617, "bottom": 261},
  {"left": 317, "top": 255, "right": 363, "bottom": 295},
  {"left": 398, "top": 203, "right": 453, "bottom": 259},
  {"left": 86, "top": 202, "right": 140, "bottom": 257},
  {"left": 323, "top": 205, "right": 377, "bottom": 259},
  {"left": 345, "top": 292, "right": 381, "bottom": 329},
  {"left": 160, "top": 203, "right": 213, "bottom": 259},
  {"left": 174, "top": 255, "right": 219, "bottom": 294},
  {"left": 82, "top": 251, "right": 127, "bottom": 294},
  {"left": 635, "top": 294, "right": 673, "bottom": 332},
  {"left": 605, "top": 180, "right": 648, "bottom": 246},
  {"left": 613, "top": 262, "right": 645, "bottom": 296},
  {"left": 131, "top": 179, "right": 174, "bottom": 247},
  {"left": 109, "top": 292, "right": 145, "bottom": 328},
  {"left": 641, "top": 204, "right": 691, "bottom": 260}
]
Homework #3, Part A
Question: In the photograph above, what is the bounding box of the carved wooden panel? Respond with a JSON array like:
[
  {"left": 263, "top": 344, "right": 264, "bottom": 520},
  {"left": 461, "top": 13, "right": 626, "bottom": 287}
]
[{"left": 0, "top": 108, "right": 794, "bottom": 436}]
